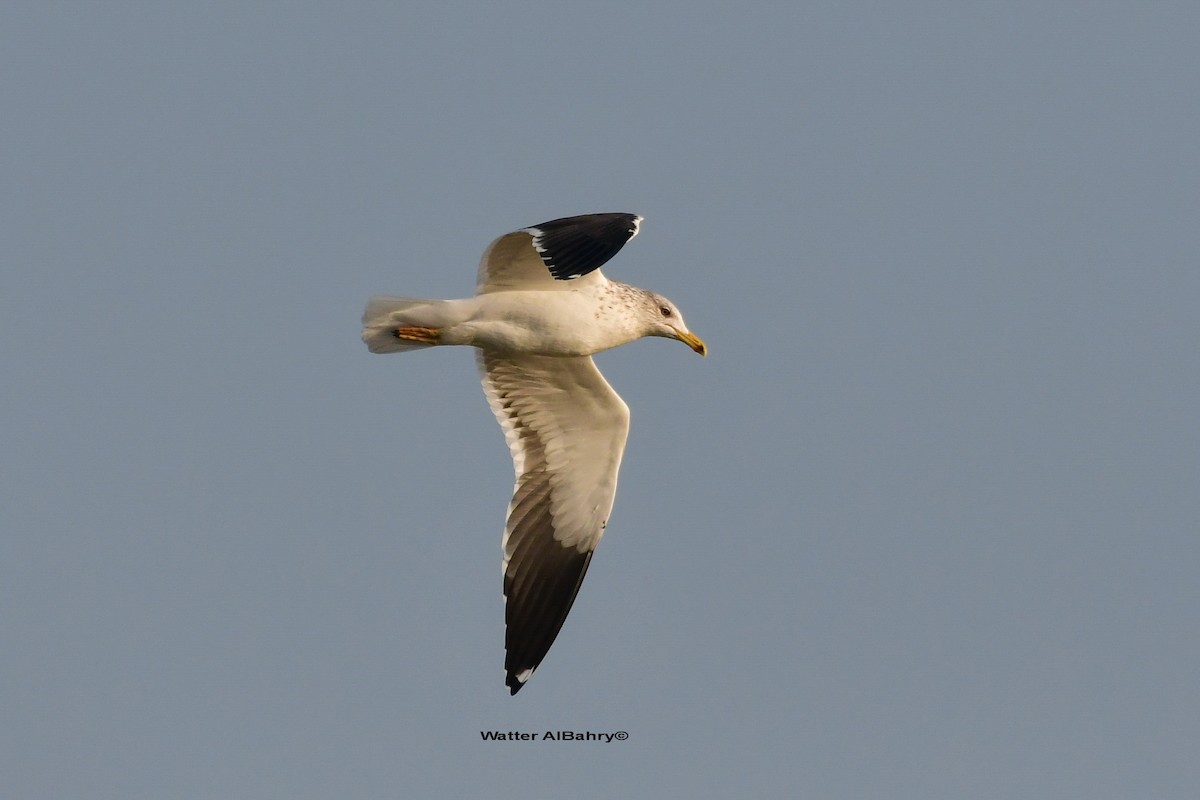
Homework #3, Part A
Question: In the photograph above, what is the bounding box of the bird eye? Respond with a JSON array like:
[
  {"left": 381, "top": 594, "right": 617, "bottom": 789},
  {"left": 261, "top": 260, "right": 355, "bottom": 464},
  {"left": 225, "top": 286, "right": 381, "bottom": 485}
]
[{"left": 659, "top": 305, "right": 672, "bottom": 317}]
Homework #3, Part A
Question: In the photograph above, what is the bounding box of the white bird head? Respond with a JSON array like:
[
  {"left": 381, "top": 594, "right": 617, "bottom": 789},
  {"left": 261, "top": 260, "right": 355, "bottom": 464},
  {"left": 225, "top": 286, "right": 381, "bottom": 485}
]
[{"left": 641, "top": 292, "right": 706, "bottom": 356}]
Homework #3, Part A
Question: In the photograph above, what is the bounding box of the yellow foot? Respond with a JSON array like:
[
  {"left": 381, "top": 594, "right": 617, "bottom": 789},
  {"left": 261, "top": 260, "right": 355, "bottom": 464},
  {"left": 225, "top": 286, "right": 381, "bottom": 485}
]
[{"left": 393, "top": 325, "right": 441, "bottom": 344}]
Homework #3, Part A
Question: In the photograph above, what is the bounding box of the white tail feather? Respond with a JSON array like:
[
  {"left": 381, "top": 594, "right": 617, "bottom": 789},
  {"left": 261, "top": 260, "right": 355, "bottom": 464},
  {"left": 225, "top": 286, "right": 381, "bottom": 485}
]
[{"left": 361, "top": 295, "right": 442, "bottom": 353}]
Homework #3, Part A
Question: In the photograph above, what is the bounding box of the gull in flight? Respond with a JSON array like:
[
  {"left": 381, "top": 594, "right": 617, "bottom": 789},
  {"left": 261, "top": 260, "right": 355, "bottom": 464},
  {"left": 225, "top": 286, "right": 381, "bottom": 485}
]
[{"left": 362, "top": 213, "right": 706, "bottom": 694}]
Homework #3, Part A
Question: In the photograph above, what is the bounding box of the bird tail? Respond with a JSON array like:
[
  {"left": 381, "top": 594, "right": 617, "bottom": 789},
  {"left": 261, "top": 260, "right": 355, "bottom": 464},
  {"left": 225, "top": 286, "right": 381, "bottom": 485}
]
[{"left": 361, "top": 295, "right": 448, "bottom": 353}]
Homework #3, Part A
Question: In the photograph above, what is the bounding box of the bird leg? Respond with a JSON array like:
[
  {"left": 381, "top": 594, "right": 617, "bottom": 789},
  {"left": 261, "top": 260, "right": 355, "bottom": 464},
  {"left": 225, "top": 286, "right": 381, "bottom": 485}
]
[{"left": 393, "top": 325, "right": 441, "bottom": 344}]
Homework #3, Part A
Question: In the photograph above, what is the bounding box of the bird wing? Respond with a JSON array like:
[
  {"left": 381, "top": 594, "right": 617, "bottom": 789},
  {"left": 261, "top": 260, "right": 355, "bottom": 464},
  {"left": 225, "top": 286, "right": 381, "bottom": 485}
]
[
  {"left": 475, "top": 213, "right": 642, "bottom": 294},
  {"left": 477, "top": 350, "right": 631, "bottom": 694}
]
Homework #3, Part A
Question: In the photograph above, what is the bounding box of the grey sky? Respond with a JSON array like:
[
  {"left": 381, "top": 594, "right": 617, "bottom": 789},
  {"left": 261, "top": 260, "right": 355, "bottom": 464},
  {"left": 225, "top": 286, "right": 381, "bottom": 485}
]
[{"left": 3, "top": 2, "right": 1198, "bottom": 797}]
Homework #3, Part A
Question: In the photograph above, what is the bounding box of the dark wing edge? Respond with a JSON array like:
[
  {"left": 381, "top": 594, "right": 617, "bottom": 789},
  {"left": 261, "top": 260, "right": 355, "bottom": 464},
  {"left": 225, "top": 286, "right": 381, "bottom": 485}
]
[
  {"left": 503, "top": 512, "right": 595, "bottom": 695},
  {"left": 523, "top": 212, "right": 642, "bottom": 281}
]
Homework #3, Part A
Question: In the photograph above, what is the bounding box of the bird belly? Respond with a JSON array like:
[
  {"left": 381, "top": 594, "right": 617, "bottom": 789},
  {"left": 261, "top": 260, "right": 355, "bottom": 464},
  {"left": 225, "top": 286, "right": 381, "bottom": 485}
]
[{"left": 456, "top": 291, "right": 623, "bottom": 356}]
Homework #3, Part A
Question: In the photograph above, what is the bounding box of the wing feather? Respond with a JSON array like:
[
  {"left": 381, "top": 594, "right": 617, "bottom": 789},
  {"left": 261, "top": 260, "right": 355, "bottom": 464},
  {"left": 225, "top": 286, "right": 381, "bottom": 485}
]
[
  {"left": 475, "top": 213, "right": 641, "bottom": 294},
  {"left": 478, "top": 351, "right": 631, "bottom": 694}
]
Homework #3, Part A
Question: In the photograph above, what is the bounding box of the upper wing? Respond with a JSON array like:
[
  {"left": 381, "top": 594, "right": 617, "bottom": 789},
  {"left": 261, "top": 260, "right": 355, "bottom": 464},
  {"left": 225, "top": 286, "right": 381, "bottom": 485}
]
[
  {"left": 475, "top": 213, "right": 643, "bottom": 294},
  {"left": 477, "top": 351, "right": 631, "bottom": 694}
]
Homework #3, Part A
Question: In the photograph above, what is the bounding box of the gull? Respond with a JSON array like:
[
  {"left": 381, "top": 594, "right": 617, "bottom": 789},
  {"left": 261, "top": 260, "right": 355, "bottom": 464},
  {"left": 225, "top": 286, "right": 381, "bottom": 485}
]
[{"left": 361, "top": 213, "right": 706, "bottom": 694}]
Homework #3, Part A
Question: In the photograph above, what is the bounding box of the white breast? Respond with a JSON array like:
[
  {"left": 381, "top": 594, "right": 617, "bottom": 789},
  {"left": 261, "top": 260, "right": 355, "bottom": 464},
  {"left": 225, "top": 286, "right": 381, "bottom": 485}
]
[{"left": 462, "top": 288, "right": 643, "bottom": 356}]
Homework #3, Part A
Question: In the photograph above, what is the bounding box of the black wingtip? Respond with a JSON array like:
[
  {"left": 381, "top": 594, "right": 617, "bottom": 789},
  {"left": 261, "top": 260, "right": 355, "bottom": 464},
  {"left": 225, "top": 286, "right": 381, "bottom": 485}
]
[
  {"left": 502, "top": 546, "right": 595, "bottom": 697},
  {"left": 523, "top": 212, "right": 642, "bottom": 281}
]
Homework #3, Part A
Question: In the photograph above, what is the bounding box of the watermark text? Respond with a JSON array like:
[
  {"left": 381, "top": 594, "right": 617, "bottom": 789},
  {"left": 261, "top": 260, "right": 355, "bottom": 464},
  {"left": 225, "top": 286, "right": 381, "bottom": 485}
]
[{"left": 480, "top": 730, "right": 628, "bottom": 743}]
